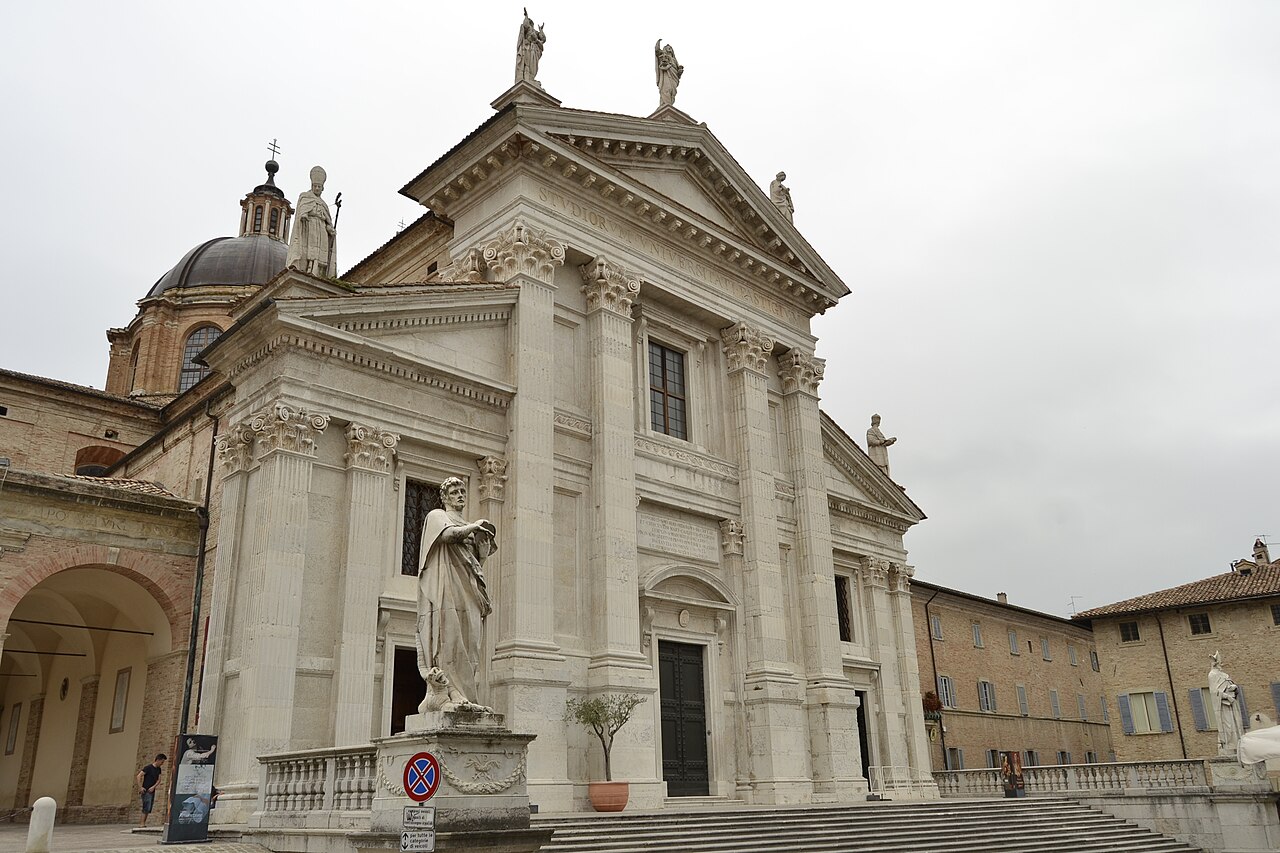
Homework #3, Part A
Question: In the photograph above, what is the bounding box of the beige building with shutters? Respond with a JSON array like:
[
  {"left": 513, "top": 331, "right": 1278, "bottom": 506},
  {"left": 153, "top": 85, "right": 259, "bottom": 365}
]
[{"left": 1075, "top": 539, "right": 1280, "bottom": 762}]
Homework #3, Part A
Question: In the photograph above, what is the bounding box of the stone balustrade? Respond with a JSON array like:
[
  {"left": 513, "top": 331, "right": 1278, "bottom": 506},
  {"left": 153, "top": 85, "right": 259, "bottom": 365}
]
[
  {"left": 258, "top": 746, "right": 377, "bottom": 819},
  {"left": 934, "top": 760, "right": 1210, "bottom": 798}
]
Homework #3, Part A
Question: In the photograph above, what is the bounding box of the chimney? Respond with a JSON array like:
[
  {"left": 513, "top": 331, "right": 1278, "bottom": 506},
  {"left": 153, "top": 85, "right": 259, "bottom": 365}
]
[
  {"left": 1254, "top": 539, "right": 1271, "bottom": 565},
  {"left": 997, "top": 592, "right": 1008, "bottom": 605}
]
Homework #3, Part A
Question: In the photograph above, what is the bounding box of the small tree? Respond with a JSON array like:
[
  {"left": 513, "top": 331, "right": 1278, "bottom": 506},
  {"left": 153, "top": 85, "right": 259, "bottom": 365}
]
[{"left": 566, "top": 693, "right": 647, "bottom": 782}]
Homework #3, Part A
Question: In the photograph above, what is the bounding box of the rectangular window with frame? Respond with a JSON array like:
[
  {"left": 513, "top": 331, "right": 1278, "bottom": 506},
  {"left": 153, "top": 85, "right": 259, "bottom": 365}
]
[
  {"left": 1086, "top": 751, "right": 1099, "bottom": 763},
  {"left": 4, "top": 704, "right": 19, "bottom": 755},
  {"left": 401, "top": 478, "right": 442, "bottom": 576},
  {"left": 109, "top": 668, "right": 131, "bottom": 733},
  {"left": 1077, "top": 693, "right": 1088, "bottom": 721},
  {"left": 986, "top": 749, "right": 1001, "bottom": 768},
  {"left": 937, "top": 675, "right": 957, "bottom": 709},
  {"left": 1008, "top": 630, "right": 1020, "bottom": 655},
  {"left": 978, "top": 679, "right": 997, "bottom": 712},
  {"left": 930, "top": 614, "right": 943, "bottom": 641},
  {"left": 1101, "top": 696, "right": 1109, "bottom": 724},
  {"left": 1119, "top": 691, "right": 1174, "bottom": 734},
  {"left": 1056, "top": 750, "right": 1072, "bottom": 765},
  {"left": 1049, "top": 689, "right": 1061, "bottom": 719},
  {"left": 1068, "top": 645, "right": 1078, "bottom": 666},
  {"left": 945, "top": 747, "right": 964, "bottom": 770},
  {"left": 1119, "top": 621, "right": 1141, "bottom": 642},
  {"left": 1272, "top": 604, "right": 1280, "bottom": 626},
  {"left": 972, "top": 623, "right": 984, "bottom": 647},
  {"left": 1090, "top": 649, "right": 1100, "bottom": 672},
  {"left": 1041, "top": 638, "right": 1052, "bottom": 661},
  {"left": 1188, "top": 686, "right": 1219, "bottom": 731},
  {"left": 1025, "top": 750, "right": 1040, "bottom": 767},
  {"left": 1016, "top": 684, "right": 1029, "bottom": 717},
  {"left": 648, "top": 341, "right": 688, "bottom": 440},
  {"left": 834, "top": 574, "right": 853, "bottom": 643},
  {"left": 1188, "top": 613, "right": 1212, "bottom": 635}
]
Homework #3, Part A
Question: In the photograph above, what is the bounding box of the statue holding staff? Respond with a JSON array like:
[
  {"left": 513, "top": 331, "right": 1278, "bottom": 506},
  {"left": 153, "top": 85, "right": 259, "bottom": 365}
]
[
  {"left": 515, "top": 8, "right": 546, "bottom": 84},
  {"left": 654, "top": 39, "right": 683, "bottom": 108}
]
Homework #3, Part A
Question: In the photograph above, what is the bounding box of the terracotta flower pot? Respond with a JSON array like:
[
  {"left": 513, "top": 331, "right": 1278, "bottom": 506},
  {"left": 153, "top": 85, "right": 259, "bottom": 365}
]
[{"left": 588, "top": 780, "right": 630, "bottom": 812}]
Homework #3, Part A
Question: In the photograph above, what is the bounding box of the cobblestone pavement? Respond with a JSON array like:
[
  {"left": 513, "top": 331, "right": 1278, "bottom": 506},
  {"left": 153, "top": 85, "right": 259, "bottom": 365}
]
[{"left": 0, "top": 823, "right": 267, "bottom": 853}]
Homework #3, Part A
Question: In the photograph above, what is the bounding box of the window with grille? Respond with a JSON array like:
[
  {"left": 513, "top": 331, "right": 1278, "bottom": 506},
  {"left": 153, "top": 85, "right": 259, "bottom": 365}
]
[
  {"left": 401, "top": 478, "right": 443, "bottom": 575},
  {"left": 178, "top": 326, "right": 221, "bottom": 392},
  {"left": 972, "top": 623, "right": 983, "bottom": 647},
  {"left": 1188, "top": 613, "right": 1212, "bottom": 635},
  {"left": 648, "top": 341, "right": 687, "bottom": 440},
  {"left": 835, "top": 575, "right": 853, "bottom": 642},
  {"left": 1119, "top": 621, "right": 1141, "bottom": 643},
  {"left": 978, "top": 680, "right": 997, "bottom": 712}
]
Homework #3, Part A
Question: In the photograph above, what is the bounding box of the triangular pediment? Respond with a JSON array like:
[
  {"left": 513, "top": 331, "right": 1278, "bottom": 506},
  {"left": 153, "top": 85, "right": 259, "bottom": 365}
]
[
  {"left": 821, "top": 411, "right": 925, "bottom": 526},
  {"left": 615, "top": 163, "right": 745, "bottom": 236}
]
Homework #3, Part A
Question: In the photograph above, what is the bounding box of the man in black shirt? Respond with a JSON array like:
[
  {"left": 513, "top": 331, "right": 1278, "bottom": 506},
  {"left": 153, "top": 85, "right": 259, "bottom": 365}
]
[{"left": 136, "top": 753, "right": 167, "bottom": 827}]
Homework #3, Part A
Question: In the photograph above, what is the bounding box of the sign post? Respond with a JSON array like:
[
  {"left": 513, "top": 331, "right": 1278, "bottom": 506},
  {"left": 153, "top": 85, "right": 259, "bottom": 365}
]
[{"left": 400, "top": 753, "right": 439, "bottom": 852}]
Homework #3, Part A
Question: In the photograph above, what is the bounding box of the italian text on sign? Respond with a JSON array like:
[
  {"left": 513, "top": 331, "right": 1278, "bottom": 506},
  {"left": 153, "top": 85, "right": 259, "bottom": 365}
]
[
  {"left": 403, "top": 806, "right": 435, "bottom": 829},
  {"left": 400, "top": 830, "right": 435, "bottom": 852}
]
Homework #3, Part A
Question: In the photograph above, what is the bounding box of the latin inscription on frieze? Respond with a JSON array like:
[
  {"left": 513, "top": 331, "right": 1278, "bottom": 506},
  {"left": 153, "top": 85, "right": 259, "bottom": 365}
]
[{"left": 637, "top": 510, "right": 719, "bottom": 564}]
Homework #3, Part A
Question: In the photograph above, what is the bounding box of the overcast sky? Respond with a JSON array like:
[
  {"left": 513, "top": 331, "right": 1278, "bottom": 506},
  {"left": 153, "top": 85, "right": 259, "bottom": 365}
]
[{"left": 2, "top": 2, "right": 1276, "bottom": 616}]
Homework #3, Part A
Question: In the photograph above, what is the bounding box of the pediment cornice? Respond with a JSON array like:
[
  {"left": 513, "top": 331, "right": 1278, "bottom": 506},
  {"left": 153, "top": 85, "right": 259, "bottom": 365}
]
[{"left": 820, "top": 411, "right": 925, "bottom": 525}]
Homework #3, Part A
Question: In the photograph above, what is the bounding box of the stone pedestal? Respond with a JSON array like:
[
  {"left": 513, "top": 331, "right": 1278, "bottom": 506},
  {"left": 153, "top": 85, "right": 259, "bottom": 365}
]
[
  {"left": 363, "top": 712, "right": 552, "bottom": 853},
  {"left": 1207, "top": 755, "right": 1269, "bottom": 791}
]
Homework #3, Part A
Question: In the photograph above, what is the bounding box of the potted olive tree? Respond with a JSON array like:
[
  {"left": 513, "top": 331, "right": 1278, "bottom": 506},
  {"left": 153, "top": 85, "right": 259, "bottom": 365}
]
[{"left": 566, "top": 692, "right": 647, "bottom": 812}]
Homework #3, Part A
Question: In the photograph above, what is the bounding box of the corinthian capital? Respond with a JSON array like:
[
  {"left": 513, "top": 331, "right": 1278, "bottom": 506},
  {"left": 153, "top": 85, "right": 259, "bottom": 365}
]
[
  {"left": 864, "top": 557, "right": 891, "bottom": 589},
  {"left": 480, "top": 218, "right": 566, "bottom": 283},
  {"left": 579, "top": 256, "right": 641, "bottom": 315},
  {"left": 439, "top": 247, "right": 487, "bottom": 283},
  {"left": 721, "top": 322, "right": 775, "bottom": 374},
  {"left": 344, "top": 423, "right": 399, "bottom": 472},
  {"left": 247, "top": 403, "right": 330, "bottom": 457},
  {"left": 778, "top": 349, "right": 825, "bottom": 396},
  {"left": 890, "top": 563, "right": 914, "bottom": 594},
  {"left": 476, "top": 455, "right": 509, "bottom": 502},
  {"left": 216, "top": 423, "right": 257, "bottom": 475},
  {"left": 719, "top": 519, "right": 745, "bottom": 557}
]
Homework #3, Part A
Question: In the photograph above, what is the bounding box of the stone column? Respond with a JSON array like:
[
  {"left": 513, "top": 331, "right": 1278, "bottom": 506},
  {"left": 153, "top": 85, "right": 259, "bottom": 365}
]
[
  {"left": 778, "top": 349, "right": 865, "bottom": 798},
  {"left": 14, "top": 694, "right": 44, "bottom": 809},
  {"left": 721, "top": 321, "right": 808, "bottom": 803},
  {"left": 477, "top": 219, "right": 573, "bottom": 810},
  {"left": 334, "top": 423, "right": 398, "bottom": 746},
  {"left": 862, "top": 558, "right": 909, "bottom": 770},
  {"left": 64, "top": 675, "right": 100, "bottom": 808},
  {"left": 232, "top": 404, "right": 329, "bottom": 795},
  {"left": 197, "top": 418, "right": 258, "bottom": 731},
  {"left": 889, "top": 564, "right": 934, "bottom": 785},
  {"left": 476, "top": 455, "right": 508, "bottom": 709}
]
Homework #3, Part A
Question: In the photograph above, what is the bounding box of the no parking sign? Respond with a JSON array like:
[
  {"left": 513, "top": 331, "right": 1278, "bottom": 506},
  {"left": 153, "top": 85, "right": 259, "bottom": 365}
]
[{"left": 403, "top": 752, "right": 440, "bottom": 803}]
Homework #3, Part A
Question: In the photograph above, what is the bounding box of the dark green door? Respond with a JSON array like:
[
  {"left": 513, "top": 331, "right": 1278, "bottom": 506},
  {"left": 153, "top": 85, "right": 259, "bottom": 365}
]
[{"left": 659, "top": 641, "right": 709, "bottom": 796}]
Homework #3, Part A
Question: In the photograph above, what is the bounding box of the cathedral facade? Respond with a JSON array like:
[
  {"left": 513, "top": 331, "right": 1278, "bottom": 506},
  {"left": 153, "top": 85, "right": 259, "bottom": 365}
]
[{"left": 0, "top": 74, "right": 932, "bottom": 819}]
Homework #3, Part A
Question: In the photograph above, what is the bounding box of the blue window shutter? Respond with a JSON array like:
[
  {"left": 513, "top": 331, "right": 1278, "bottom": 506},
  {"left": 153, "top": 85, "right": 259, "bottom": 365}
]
[
  {"left": 1154, "top": 692, "right": 1174, "bottom": 733},
  {"left": 1188, "top": 689, "right": 1207, "bottom": 732},
  {"left": 1239, "top": 686, "right": 1249, "bottom": 730},
  {"left": 1271, "top": 682, "right": 1280, "bottom": 716},
  {"left": 1118, "top": 694, "right": 1134, "bottom": 735}
]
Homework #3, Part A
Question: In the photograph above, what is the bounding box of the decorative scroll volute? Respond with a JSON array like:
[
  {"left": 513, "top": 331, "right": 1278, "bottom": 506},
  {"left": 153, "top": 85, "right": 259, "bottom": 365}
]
[
  {"left": 778, "top": 349, "right": 825, "bottom": 396},
  {"left": 247, "top": 403, "right": 331, "bottom": 457},
  {"left": 579, "top": 256, "right": 641, "bottom": 315},
  {"left": 890, "top": 563, "right": 914, "bottom": 594},
  {"left": 480, "top": 219, "right": 566, "bottom": 283},
  {"left": 344, "top": 423, "right": 400, "bottom": 472},
  {"left": 439, "top": 247, "right": 488, "bottom": 283},
  {"left": 864, "top": 557, "right": 891, "bottom": 589},
  {"left": 215, "top": 423, "right": 257, "bottom": 475},
  {"left": 476, "top": 455, "right": 509, "bottom": 502},
  {"left": 721, "top": 322, "right": 775, "bottom": 374}
]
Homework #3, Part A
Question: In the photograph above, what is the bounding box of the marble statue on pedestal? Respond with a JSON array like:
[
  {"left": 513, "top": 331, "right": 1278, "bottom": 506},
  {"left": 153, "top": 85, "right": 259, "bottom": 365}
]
[
  {"left": 285, "top": 166, "right": 337, "bottom": 277},
  {"left": 770, "top": 172, "right": 794, "bottom": 222},
  {"left": 416, "top": 477, "right": 496, "bottom": 713},
  {"left": 515, "top": 8, "right": 546, "bottom": 84},
  {"left": 1209, "top": 651, "right": 1244, "bottom": 757},
  {"left": 654, "top": 39, "right": 683, "bottom": 108},
  {"left": 867, "top": 414, "right": 897, "bottom": 476}
]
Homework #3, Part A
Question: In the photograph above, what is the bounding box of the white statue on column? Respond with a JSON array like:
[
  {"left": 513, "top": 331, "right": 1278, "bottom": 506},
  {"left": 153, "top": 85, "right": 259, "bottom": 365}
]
[
  {"left": 654, "top": 39, "right": 683, "bottom": 108},
  {"left": 415, "top": 477, "right": 496, "bottom": 713},
  {"left": 866, "top": 414, "right": 897, "bottom": 476},
  {"left": 515, "top": 8, "right": 546, "bottom": 84},
  {"left": 286, "top": 166, "right": 337, "bottom": 277},
  {"left": 1209, "top": 651, "right": 1244, "bottom": 757},
  {"left": 770, "top": 171, "right": 794, "bottom": 222}
]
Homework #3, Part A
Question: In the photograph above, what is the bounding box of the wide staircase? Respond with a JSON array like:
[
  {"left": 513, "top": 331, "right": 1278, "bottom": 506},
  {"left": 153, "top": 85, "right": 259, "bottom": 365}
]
[{"left": 533, "top": 796, "right": 1201, "bottom": 852}]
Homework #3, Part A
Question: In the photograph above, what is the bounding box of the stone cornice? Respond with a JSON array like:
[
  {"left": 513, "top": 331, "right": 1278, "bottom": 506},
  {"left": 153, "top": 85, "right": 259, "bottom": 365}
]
[
  {"left": 820, "top": 416, "right": 925, "bottom": 523},
  {"left": 579, "top": 255, "right": 642, "bottom": 315},
  {"left": 721, "top": 322, "right": 775, "bottom": 374},
  {"left": 635, "top": 435, "right": 738, "bottom": 481},
  {"left": 553, "top": 410, "right": 592, "bottom": 437},
  {"left": 828, "top": 497, "right": 913, "bottom": 534}
]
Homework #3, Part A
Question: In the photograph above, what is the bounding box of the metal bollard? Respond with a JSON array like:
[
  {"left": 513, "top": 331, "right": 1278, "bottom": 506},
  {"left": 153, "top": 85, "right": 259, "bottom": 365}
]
[{"left": 26, "top": 797, "right": 56, "bottom": 853}]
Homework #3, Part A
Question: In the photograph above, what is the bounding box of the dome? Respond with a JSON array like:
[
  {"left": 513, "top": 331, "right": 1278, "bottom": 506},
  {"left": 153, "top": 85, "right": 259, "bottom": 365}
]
[{"left": 147, "top": 234, "right": 287, "bottom": 297}]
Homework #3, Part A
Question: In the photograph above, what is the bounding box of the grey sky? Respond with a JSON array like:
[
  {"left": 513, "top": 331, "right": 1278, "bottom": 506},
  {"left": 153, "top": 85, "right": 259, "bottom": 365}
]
[{"left": 2, "top": 2, "right": 1276, "bottom": 616}]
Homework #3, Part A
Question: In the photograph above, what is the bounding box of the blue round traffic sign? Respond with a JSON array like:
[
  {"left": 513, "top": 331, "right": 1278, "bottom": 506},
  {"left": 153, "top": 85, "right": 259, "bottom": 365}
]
[{"left": 402, "top": 752, "right": 440, "bottom": 802}]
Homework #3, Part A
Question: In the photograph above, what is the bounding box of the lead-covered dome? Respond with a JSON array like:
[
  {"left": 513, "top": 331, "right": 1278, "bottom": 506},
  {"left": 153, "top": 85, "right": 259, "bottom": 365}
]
[{"left": 147, "top": 235, "right": 287, "bottom": 297}]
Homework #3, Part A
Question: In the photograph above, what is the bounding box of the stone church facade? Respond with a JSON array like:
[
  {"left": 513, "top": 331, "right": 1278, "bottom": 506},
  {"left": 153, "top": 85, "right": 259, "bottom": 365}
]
[{"left": 1, "top": 80, "right": 931, "bottom": 818}]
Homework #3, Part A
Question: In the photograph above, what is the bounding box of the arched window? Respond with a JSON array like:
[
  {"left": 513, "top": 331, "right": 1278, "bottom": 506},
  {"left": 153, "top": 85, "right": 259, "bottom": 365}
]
[
  {"left": 253, "top": 205, "right": 264, "bottom": 233},
  {"left": 129, "top": 345, "right": 141, "bottom": 389},
  {"left": 178, "top": 326, "right": 221, "bottom": 393},
  {"left": 75, "top": 445, "right": 126, "bottom": 477}
]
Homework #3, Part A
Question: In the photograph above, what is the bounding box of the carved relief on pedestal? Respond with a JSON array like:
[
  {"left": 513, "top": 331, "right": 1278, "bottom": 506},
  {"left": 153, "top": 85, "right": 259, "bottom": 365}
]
[
  {"left": 480, "top": 218, "right": 565, "bottom": 282},
  {"left": 439, "top": 247, "right": 487, "bottom": 283},
  {"left": 344, "top": 423, "right": 399, "bottom": 472},
  {"left": 245, "top": 403, "right": 331, "bottom": 457},
  {"left": 721, "top": 322, "right": 775, "bottom": 374},
  {"left": 778, "top": 349, "right": 825, "bottom": 396},
  {"left": 476, "top": 455, "right": 509, "bottom": 502},
  {"left": 889, "top": 563, "right": 914, "bottom": 595},
  {"left": 579, "top": 255, "right": 642, "bottom": 315},
  {"left": 864, "top": 557, "right": 891, "bottom": 589},
  {"left": 719, "top": 518, "right": 746, "bottom": 557}
]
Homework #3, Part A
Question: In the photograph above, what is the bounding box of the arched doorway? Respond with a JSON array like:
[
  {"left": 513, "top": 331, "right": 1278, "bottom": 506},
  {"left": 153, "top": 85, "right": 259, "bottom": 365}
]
[{"left": 0, "top": 566, "right": 175, "bottom": 818}]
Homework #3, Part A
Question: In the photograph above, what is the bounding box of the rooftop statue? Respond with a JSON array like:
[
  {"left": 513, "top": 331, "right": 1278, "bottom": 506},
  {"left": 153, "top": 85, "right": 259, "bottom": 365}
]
[
  {"left": 654, "top": 39, "right": 683, "bottom": 108},
  {"left": 285, "top": 166, "right": 337, "bottom": 278},
  {"left": 867, "top": 414, "right": 897, "bottom": 476},
  {"left": 770, "top": 171, "right": 794, "bottom": 222},
  {"left": 515, "top": 8, "right": 546, "bottom": 85},
  {"left": 416, "top": 477, "right": 496, "bottom": 713},
  {"left": 1209, "top": 651, "right": 1244, "bottom": 758}
]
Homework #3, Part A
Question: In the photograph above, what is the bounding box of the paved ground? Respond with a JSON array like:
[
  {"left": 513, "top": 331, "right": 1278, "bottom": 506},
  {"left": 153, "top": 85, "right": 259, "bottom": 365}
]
[{"left": 0, "top": 823, "right": 266, "bottom": 853}]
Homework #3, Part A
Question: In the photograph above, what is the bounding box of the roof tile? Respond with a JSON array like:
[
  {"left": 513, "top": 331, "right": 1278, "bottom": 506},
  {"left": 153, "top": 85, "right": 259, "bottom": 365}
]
[{"left": 1075, "top": 561, "right": 1280, "bottom": 619}]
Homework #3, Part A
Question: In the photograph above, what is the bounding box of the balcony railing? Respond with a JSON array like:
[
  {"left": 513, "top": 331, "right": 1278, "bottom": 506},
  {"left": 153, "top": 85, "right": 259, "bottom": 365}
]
[
  {"left": 258, "top": 745, "right": 377, "bottom": 820},
  {"left": 934, "top": 760, "right": 1209, "bottom": 798}
]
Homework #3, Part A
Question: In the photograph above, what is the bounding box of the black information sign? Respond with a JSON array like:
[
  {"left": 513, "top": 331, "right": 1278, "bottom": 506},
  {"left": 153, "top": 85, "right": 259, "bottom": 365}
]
[{"left": 162, "top": 734, "right": 218, "bottom": 844}]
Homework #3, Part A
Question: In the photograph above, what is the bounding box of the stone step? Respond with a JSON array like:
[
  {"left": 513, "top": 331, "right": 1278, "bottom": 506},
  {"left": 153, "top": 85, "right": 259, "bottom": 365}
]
[{"left": 533, "top": 798, "right": 1201, "bottom": 853}]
